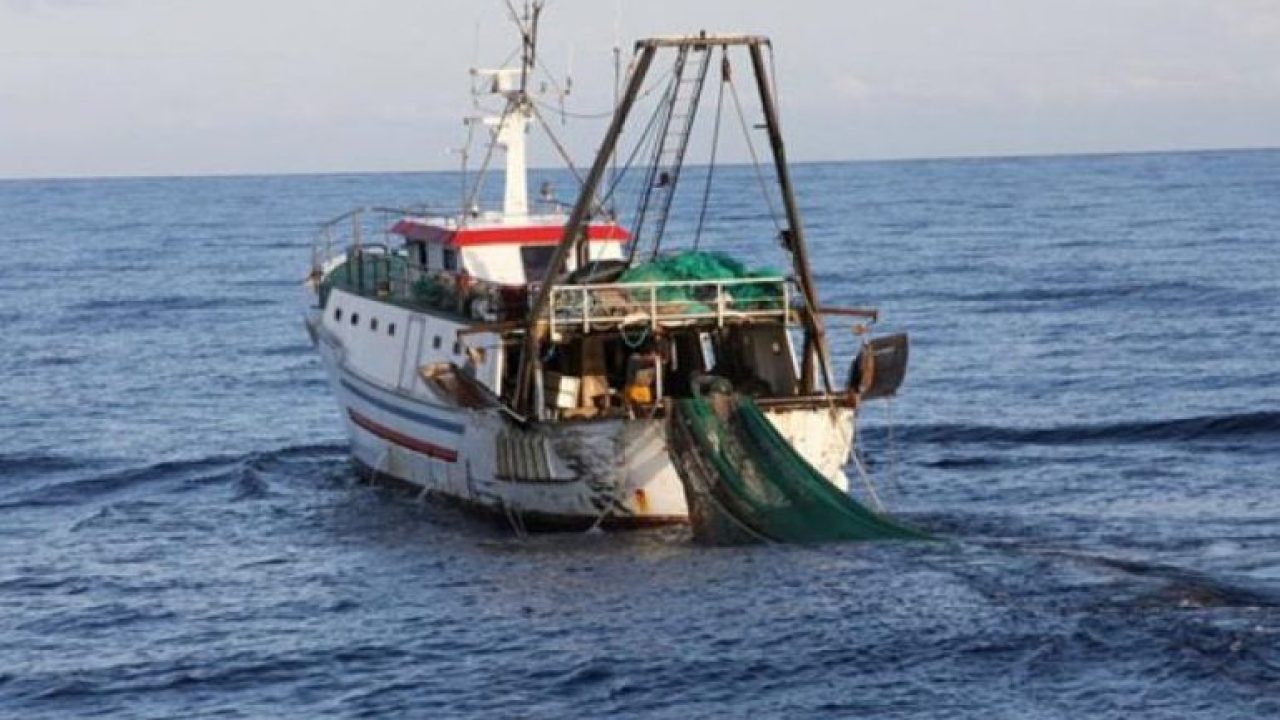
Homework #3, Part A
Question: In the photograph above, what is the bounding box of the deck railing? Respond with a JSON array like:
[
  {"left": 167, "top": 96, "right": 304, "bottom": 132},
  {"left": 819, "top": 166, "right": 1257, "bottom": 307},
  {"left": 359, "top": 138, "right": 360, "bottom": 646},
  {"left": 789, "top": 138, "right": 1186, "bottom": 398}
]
[
  {"left": 545, "top": 277, "right": 792, "bottom": 335},
  {"left": 312, "top": 208, "right": 797, "bottom": 333},
  {"left": 311, "top": 206, "right": 443, "bottom": 279}
]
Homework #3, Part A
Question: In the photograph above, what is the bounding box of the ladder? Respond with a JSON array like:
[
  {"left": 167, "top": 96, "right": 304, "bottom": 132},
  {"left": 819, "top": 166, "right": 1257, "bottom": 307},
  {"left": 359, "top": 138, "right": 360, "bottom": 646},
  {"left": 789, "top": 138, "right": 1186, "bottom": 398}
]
[{"left": 632, "top": 43, "right": 712, "bottom": 258}]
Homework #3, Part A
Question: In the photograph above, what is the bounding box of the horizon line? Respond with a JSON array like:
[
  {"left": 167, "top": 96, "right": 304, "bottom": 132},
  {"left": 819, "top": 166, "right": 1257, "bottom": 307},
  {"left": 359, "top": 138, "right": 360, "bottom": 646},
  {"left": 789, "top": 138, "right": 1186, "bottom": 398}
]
[{"left": 2, "top": 144, "right": 1276, "bottom": 183}]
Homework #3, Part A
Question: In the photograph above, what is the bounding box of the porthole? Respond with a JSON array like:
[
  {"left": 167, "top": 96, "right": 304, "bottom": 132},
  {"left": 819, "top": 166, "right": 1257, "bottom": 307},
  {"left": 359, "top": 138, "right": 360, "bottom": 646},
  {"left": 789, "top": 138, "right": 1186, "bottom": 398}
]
[
  {"left": 351, "top": 312, "right": 359, "bottom": 326},
  {"left": 370, "top": 317, "right": 378, "bottom": 331},
  {"left": 432, "top": 335, "right": 442, "bottom": 350},
  {"left": 334, "top": 307, "right": 342, "bottom": 321},
  {"left": 388, "top": 323, "right": 396, "bottom": 337}
]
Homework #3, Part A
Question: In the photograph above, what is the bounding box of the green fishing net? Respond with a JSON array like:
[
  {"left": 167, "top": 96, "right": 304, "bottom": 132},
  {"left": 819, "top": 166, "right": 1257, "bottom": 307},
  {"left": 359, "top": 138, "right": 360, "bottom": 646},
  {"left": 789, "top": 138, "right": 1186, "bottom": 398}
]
[
  {"left": 668, "top": 392, "right": 932, "bottom": 544},
  {"left": 617, "top": 251, "right": 785, "bottom": 311}
]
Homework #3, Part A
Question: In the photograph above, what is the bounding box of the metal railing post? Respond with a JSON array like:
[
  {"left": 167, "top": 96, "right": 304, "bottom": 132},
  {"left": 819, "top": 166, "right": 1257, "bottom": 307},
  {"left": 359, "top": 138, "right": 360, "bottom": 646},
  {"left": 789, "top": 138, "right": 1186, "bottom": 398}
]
[{"left": 548, "top": 289, "right": 557, "bottom": 340}]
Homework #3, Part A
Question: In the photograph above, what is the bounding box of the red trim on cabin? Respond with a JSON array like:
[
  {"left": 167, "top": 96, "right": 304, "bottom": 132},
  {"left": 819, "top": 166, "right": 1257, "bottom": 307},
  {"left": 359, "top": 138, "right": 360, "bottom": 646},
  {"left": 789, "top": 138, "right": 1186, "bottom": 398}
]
[
  {"left": 391, "top": 220, "right": 630, "bottom": 247},
  {"left": 348, "top": 409, "right": 459, "bottom": 463}
]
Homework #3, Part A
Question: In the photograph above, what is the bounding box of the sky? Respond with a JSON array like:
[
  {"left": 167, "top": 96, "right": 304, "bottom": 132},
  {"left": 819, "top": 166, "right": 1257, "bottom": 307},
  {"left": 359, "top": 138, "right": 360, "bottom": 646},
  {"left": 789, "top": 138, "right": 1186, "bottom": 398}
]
[{"left": 1, "top": 0, "right": 1278, "bottom": 179}]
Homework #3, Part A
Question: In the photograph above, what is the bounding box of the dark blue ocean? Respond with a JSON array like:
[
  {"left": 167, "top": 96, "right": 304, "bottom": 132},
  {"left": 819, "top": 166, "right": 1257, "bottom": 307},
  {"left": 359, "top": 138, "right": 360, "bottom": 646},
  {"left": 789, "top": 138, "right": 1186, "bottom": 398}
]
[{"left": 2, "top": 149, "right": 1278, "bottom": 718}]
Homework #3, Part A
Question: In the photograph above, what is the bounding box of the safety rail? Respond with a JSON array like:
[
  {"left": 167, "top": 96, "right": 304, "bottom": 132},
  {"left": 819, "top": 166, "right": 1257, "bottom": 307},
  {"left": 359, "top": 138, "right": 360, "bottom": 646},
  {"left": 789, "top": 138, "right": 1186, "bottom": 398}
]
[
  {"left": 319, "top": 248, "right": 519, "bottom": 322},
  {"left": 545, "top": 277, "right": 792, "bottom": 335},
  {"left": 311, "top": 208, "right": 799, "bottom": 333},
  {"left": 311, "top": 205, "right": 445, "bottom": 281}
]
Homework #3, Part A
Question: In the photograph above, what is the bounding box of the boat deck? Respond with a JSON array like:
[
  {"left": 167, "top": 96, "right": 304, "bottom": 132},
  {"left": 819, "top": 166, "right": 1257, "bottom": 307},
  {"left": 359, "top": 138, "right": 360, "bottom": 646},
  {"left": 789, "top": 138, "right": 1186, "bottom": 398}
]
[
  {"left": 321, "top": 251, "right": 476, "bottom": 320},
  {"left": 323, "top": 248, "right": 798, "bottom": 334}
]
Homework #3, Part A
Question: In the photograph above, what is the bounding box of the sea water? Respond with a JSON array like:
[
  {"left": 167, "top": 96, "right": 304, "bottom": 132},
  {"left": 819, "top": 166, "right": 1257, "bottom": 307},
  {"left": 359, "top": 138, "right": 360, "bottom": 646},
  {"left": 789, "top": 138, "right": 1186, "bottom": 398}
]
[{"left": 1, "top": 149, "right": 1277, "bottom": 718}]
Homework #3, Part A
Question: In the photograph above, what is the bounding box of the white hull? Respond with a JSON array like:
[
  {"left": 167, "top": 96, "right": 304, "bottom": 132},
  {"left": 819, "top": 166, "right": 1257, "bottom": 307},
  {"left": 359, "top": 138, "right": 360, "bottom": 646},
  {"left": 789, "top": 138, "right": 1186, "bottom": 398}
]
[{"left": 311, "top": 288, "right": 854, "bottom": 528}]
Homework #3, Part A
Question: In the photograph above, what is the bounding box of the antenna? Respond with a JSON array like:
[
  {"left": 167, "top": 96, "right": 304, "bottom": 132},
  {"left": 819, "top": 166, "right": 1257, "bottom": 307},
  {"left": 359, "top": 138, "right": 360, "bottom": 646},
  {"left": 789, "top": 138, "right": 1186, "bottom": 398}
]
[
  {"left": 562, "top": 44, "right": 574, "bottom": 124},
  {"left": 470, "top": 18, "right": 482, "bottom": 98},
  {"left": 609, "top": 0, "right": 622, "bottom": 209},
  {"left": 451, "top": 119, "right": 479, "bottom": 213}
]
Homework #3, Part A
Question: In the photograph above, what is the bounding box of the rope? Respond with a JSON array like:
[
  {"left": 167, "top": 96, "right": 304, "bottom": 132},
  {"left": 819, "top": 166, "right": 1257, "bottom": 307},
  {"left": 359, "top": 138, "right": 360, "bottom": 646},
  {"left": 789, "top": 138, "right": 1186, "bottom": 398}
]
[
  {"left": 598, "top": 82, "right": 669, "bottom": 218},
  {"left": 619, "top": 322, "right": 649, "bottom": 349},
  {"left": 726, "top": 76, "right": 784, "bottom": 234},
  {"left": 848, "top": 446, "right": 886, "bottom": 513},
  {"left": 500, "top": 492, "right": 528, "bottom": 539},
  {"left": 627, "top": 56, "right": 685, "bottom": 263},
  {"left": 886, "top": 396, "right": 904, "bottom": 499},
  {"left": 693, "top": 48, "right": 728, "bottom": 252},
  {"left": 462, "top": 100, "right": 513, "bottom": 215},
  {"left": 526, "top": 101, "right": 609, "bottom": 219},
  {"left": 530, "top": 63, "right": 675, "bottom": 120},
  {"left": 841, "top": 376, "right": 895, "bottom": 517},
  {"left": 560, "top": 61, "right": 679, "bottom": 220}
]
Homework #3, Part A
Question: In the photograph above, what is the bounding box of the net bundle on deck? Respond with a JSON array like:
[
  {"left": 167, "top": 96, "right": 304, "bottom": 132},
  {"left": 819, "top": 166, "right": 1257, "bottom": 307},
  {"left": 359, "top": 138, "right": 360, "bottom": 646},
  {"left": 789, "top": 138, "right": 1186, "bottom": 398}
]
[{"left": 618, "top": 251, "right": 785, "bottom": 311}]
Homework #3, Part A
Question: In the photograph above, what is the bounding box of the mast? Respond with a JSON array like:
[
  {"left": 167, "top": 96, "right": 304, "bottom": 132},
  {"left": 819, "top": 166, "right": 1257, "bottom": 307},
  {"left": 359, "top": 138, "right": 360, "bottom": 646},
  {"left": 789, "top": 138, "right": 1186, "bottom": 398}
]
[{"left": 467, "top": 1, "right": 543, "bottom": 219}]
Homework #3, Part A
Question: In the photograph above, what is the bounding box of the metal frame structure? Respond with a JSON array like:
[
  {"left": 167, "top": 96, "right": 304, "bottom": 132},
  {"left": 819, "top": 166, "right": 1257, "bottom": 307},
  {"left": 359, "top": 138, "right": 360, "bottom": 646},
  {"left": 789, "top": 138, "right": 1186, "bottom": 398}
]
[{"left": 514, "top": 34, "right": 834, "bottom": 415}]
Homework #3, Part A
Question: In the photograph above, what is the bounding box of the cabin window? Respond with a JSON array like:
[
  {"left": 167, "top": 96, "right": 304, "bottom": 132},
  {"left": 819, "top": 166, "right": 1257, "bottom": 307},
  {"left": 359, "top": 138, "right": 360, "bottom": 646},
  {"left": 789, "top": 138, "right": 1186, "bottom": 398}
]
[
  {"left": 388, "top": 322, "right": 396, "bottom": 336},
  {"left": 453, "top": 342, "right": 462, "bottom": 355},
  {"left": 442, "top": 248, "right": 458, "bottom": 272},
  {"left": 432, "top": 335, "right": 442, "bottom": 350},
  {"left": 520, "top": 246, "right": 556, "bottom": 283},
  {"left": 351, "top": 312, "right": 359, "bottom": 326},
  {"left": 370, "top": 317, "right": 378, "bottom": 331},
  {"left": 334, "top": 307, "right": 342, "bottom": 321}
]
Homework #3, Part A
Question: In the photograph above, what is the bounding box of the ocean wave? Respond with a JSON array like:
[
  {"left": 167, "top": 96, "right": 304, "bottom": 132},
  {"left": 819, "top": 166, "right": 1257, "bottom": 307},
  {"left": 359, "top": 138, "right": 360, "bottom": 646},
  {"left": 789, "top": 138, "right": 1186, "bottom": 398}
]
[
  {"left": 0, "top": 442, "right": 347, "bottom": 510},
  {"left": 0, "top": 452, "right": 96, "bottom": 478},
  {"left": 68, "top": 295, "right": 273, "bottom": 315},
  {"left": 879, "top": 411, "right": 1280, "bottom": 446},
  {"left": 944, "top": 280, "right": 1216, "bottom": 305}
]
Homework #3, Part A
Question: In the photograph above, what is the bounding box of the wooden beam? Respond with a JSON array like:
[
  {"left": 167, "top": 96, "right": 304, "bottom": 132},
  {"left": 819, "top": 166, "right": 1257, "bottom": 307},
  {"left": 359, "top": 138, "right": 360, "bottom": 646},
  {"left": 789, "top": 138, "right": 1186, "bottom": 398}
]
[
  {"left": 637, "top": 34, "right": 770, "bottom": 48},
  {"left": 818, "top": 306, "right": 880, "bottom": 321}
]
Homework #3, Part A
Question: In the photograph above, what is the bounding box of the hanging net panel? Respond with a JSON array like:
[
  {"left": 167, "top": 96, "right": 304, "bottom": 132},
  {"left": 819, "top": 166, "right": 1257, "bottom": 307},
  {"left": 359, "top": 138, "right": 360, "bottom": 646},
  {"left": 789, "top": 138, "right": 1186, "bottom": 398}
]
[{"left": 667, "top": 390, "right": 931, "bottom": 545}]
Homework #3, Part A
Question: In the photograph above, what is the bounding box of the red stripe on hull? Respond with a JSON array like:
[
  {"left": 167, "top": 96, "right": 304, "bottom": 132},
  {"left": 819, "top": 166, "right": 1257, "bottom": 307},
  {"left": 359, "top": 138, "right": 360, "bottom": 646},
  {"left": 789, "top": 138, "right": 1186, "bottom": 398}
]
[
  {"left": 391, "top": 220, "right": 630, "bottom": 246},
  {"left": 450, "top": 224, "right": 630, "bottom": 246},
  {"left": 347, "top": 409, "right": 459, "bottom": 463}
]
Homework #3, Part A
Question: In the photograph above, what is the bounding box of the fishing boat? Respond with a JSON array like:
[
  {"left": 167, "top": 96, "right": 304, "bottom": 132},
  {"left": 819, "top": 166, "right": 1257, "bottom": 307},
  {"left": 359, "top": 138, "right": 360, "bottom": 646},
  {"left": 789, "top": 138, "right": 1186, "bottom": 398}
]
[{"left": 305, "top": 5, "right": 918, "bottom": 542}]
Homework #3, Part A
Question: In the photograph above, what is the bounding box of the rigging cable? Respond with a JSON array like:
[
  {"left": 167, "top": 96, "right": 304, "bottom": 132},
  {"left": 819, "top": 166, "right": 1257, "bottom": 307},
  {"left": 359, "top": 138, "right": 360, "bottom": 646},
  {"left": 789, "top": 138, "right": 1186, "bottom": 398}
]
[
  {"left": 529, "top": 63, "right": 675, "bottom": 120},
  {"left": 462, "top": 100, "right": 514, "bottom": 216},
  {"left": 574, "top": 72, "right": 673, "bottom": 280},
  {"left": 887, "top": 395, "right": 904, "bottom": 500},
  {"left": 598, "top": 88, "right": 667, "bottom": 209},
  {"left": 648, "top": 46, "right": 713, "bottom": 261},
  {"left": 726, "top": 73, "right": 784, "bottom": 234},
  {"left": 626, "top": 56, "right": 685, "bottom": 264},
  {"left": 693, "top": 48, "right": 729, "bottom": 252},
  {"left": 526, "top": 101, "right": 610, "bottom": 220}
]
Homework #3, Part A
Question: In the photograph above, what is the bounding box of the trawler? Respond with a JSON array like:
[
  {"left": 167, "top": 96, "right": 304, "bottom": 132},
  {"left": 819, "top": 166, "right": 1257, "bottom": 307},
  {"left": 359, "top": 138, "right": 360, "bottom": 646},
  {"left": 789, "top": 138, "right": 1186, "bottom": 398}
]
[{"left": 305, "top": 5, "right": 918, "bottom": 541}]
